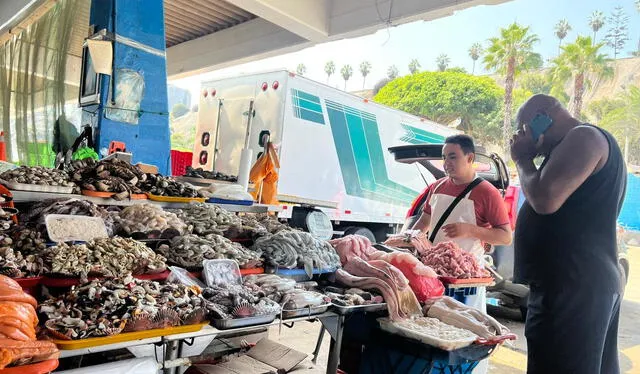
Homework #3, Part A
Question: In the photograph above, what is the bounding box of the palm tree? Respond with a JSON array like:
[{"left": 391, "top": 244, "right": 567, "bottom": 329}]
[
  {"left": 296, "top": 63, "right": 306, "bottom": 76},
  {"left": 468, "top": 43, "right": 483, "bottom": 74},
  {"left": 588, "top": 11, "right": 605, "bottom": 44},
  {"left": 484, "top": 23, "right": 542, "bottom": 157},
  {"left": 436, "top": 54, "right": 450, "bottom": 72},
  {"left": 341, "top": 65, "right": 353, "bottom": 90},
  {"left": 387, "top": 65, "right": 399, "bottom": 80},
  {"left": 324, "top": 61, "right": 335, "bottom": 83},
  {"left": 359, "top": 61, "right": 372, "bottom": 89},
  {"left": 635, "top": 0, "right": 640, "bottom": 56},
  {"left": 601, "top": 86, "right": 640, "bottom": 163},
  {"left": 549, "top": 36, "right": 613, "bottom": 118},
  {"left": 554, "top": 19, "right": 572, "bottom": 54},
  {"left": 408, "top": 59, "right": 421, "bottom": 74}
]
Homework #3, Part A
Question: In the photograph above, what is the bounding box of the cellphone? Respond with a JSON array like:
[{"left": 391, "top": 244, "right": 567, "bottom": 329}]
[{"left": 529, "top": 113, "right": 553, "bottom": 142}]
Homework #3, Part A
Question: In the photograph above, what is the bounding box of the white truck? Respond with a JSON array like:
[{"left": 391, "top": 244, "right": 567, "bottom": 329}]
[{"left": 192, "top": 70, "right": 458, "bottom": 241}]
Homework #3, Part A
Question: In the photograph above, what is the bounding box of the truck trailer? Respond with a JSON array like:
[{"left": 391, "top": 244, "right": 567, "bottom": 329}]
[{"left": 192, "top": 70, "right": 458, "bottom": 241}]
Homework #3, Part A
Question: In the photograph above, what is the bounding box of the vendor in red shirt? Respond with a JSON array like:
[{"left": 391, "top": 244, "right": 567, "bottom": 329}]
[
  {"left": 412, "top": 135, "right": 512, "bottom": 374},
  {"left": 412, "top": 135, "right": 512, "bottom": 292}
]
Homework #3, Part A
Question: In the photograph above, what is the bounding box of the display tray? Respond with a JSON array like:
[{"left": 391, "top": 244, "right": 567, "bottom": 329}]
[
  {"left": 281, "top": 303, "right": 331, "bottom": 319},
  {"left": 51, "top": 322, "right": 208, "bottom": 350},
  {"left": 14, "top": 276, "right": 42, "bottom": 289},
  {"left": 0, "top": 359, "right": 59, "bottom": 374},
  {"left": 439, "top": 277, "right": 494, "bottom": 286},
  {"left": 3, "top": 180, "right": 74, "bottom": 194},
  {"left": 206, "top": 198, "right": 253, "bottom": 206},
  {"left": 42, "top": 271, "right": 170, "bottom": 287},
  {"left": 331, "top": 302, "right": 387, "bottom": 315},
  {"left": 377, "top": 317, "right": 476, "bottom": 351},
  {"left": 211, "top": 314, "right": 277, "bottom": 330},
  {"left": 146, "top": 193, "right": 206, "bottom": 203},
  {"left": 81, "top": 190, "right": 147, "bottom": 199},
  {"left": 45, "top": 214, "right": 108, "bottom": 243},
  {"left": 189, "top": 268, "right": 264, "bottom": 279},
  {"left": 177, "top": 176, "right": 236, "bottom": 186}
]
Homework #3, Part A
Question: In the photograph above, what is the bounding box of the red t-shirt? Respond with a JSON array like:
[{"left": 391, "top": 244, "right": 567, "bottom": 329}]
[{"left": 421, "top": 178, "right": 509, "bottom": 229}]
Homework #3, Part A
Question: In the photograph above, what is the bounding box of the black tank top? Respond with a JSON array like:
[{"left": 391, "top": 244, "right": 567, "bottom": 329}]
[{"left": 514, "top": 126, "right": 627, "bottom": 290}]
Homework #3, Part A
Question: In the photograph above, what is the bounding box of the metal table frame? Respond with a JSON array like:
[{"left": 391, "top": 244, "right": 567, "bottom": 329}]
[{"left": 57, "top": 312, "right": 343, "bottom": 374}]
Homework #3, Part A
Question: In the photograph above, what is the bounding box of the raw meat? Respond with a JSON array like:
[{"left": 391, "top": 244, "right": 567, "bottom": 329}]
[
  {"left": 424, "top": 296, "right": 510, "bottom": 339},
  {"left": 378, "top": 316, "right": 478, "bottom": 351},
  {"left": 343, "top": 258, "right": 421, "bottom": 319},
  {"left": 371, "top": 251, "right": 445, "bottom": 302},
  {"left": 329, "top": 235, "right": 377, "bottom": 265},
  {"left": 419, "top": 241, "right": 490, "bottom": 279},
  {"left": 384, "top": 230, "right": 431, "bottom": 254}
]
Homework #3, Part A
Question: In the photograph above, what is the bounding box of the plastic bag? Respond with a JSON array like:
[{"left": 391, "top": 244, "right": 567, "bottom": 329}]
[
  {"left": 200, "top": 183, "right": 254, "bottom": 201},
  {"left": 202, "top": 259, "right": 241, "bottom": 287},
  {"left": 167, "top": 266, "right": 206, "bottom": 289},
  {"left": 250, "top": 143, "right": 280, "bottom": 205}
]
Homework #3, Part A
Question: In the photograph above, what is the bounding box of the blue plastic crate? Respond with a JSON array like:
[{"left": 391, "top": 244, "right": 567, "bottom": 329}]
[
  {"left": 274, "top": 267, "right": 337, "bottom": 281},
  {"left": 444, "top": 286, "right": 477, "bottom": 304}
]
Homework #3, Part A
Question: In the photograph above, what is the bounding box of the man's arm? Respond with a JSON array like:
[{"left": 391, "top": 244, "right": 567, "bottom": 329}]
[
  {"left": 441, "top": 223, "right": 512, "bottom": 246},
  {"left": 515, "top": 126, "right": 607, "bottom": 215},
  {"left": 412, "top": 212, "right": 431, "bottom": 233}
]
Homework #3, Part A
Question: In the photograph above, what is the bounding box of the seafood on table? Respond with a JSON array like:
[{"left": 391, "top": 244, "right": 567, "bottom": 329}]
[
  {"left": 225, "top": 213, "right": 292, "bottom": 240},
  {"left": 323, "top": 287, "right": 384, "bottom": 307},
  {"left": 252, "top": 230, "right": 341, "bottom": 276},
  {"left": 20, "top": 198, "right": 115, "bottom": 236},
  {"left": 0, "top": 246, "right": 44, "bottom": 278},
  {"left": 141, "top": 174, "right": 199, "bottom": 198},
  {"left": 243, "top": 274, "right": 296, "bottom": 303},
  {"left": 184, "top": 167, "right": 237, "bottom": 182},
  {"left": 39, "top": 276, "right": 206, "bottom": 339},
  {"left": 172, "top": 203, "right": 241, "bottom": 235},
  {"left": 0, "top": 166, "right": 74, "bottom": 187},
  {"left": 279, "top": 289, "right": 330, "bottom": 310},
  {"left": 114, "top": 204, "right": 187, "bottom": 236},
  {"left": 71, "top": 158, "right": 146, "bottom": 200},
  {"left": 201, "top": 283, "right": 281, "bottom": 320},
  {"left": 0, "top": 276, "right": 59, "bottom": 369},
  {"left": 43, "top": 237, "right": 166, "bottom": 278},
  {"left": 157, "top": 234, "right": 262, "bottom": 269}
]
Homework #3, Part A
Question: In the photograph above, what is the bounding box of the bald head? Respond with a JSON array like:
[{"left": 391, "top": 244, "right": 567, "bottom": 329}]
[
  {"left": 515, "top": 94, "right": 579, "bottom": 156},
  {"left": 516, "top": 94, "right": 566, "bottom": 126}
]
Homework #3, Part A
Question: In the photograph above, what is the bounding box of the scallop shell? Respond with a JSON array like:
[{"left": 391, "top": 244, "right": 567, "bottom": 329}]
[{"left": 231, "top": 301, "right": 256, "bottom": 318}]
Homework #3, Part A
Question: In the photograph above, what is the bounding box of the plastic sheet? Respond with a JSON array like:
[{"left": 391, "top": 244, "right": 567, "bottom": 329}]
[
  {"left": 55, "top": 357, "right": 157, "bottom": 374},
  {"left": 167, "top": 266, "right": 206, "bottom": 289}
]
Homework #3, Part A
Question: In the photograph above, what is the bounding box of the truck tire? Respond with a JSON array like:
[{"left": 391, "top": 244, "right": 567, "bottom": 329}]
[{"left": 344, "top": 227, "right": 376, "bottom": 243}]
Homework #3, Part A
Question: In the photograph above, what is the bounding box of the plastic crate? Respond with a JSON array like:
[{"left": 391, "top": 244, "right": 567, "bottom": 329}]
[
  {"left": 444, "top": 286, "right": 477, "bottom": 304},
  {"left": 171, "top": 150, "right": 193, "bottom": 176}
]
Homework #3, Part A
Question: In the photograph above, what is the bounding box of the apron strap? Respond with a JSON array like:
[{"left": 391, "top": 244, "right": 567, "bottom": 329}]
[{"left": 429, "top": 177, "right": 483, "bottom": 243}]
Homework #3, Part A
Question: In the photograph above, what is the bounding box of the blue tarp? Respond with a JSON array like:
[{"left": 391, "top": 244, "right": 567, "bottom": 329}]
[{"left": 620, "top": 173, "right": 640, "bottom": 231}]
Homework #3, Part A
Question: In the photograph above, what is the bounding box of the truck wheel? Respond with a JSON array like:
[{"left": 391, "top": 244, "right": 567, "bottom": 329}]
[{"left": 344, "top": 227, "right": 376, "bottom": 243}]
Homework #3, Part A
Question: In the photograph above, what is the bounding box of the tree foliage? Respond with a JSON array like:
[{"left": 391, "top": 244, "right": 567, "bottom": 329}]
[
  {"left": 408, "top": 59, "right": 421, "bottom": 74},
  {"left": 519, "top": 72, "right": 552, "bottom": 95},
  {"left": 549, "top": 36, "right": 612, "bottom": 118},
  {"left": 171, "top": 103, "right": 189, "bottom": 119},
  {"left": 554, "top": 19, "right": 572, "bottom": 49},
  {"left": 589, "top": 11, "right": 605, "bottom": 43},
  {"left": 483, "top": 23, "right": 542, "bottom": 158},
  {"left": 324, "top": 61, "right": 335, "bottom": 82},
  {"left": 373, "top": 71, "right": 504, "bottom": 145},
  {"left": 436, "top": 54, "right": 451, "bottom": 72},
  {"left": 296, "top": 63, "right": 307, "bottom": 76},
  {"left": 605, "top": 6, "right": 629, "bottom": 59},
  {"left": 341, "top": 65, "right": 353, "bottom": 89},
  {"left": 359, "top": 61, "right": 372, "bottom": 88},
  {"left": 387, "top": 65, "right": 399, "bottom": 80},
  {"left": 599, "top": 86, "right": 640, "bottom": 163},
  {"left": 468, "top": 43, "right": 483, "bottom": 74}
]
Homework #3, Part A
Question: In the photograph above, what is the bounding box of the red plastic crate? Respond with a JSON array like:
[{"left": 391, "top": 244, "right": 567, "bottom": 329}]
[{"left": 171, "top": 150, "right": 193, "bottom": 176}]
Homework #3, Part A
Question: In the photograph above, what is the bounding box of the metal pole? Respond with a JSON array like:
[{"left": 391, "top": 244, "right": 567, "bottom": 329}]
[
  {"left": 326, "top": 315, "right": 345, "bottom": 374},
  {"left": 243, "top": 100, "right": 255, "bottom": 149},
  {"left": 211, "top": 99, "right": 223, "bottom": 172}
]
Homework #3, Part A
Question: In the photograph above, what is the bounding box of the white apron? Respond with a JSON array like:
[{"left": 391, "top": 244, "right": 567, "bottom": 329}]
[{"left": 428, "top": 178, "right": 488, "bottom": 374}]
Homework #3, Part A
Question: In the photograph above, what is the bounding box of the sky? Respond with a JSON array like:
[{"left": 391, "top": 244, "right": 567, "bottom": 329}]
[{"left": 171, "top": 0, "right": 640, "bottom": 94}]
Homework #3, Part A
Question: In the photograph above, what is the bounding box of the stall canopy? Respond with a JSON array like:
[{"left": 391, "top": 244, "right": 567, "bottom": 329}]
[{"left": 0, "top": 0, "right": 88, "bottom": 166}]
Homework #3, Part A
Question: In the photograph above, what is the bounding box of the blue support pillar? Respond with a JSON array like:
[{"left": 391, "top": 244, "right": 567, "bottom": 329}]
[{"left": 88, "top": 0, "right": 171, "bottom": 174}]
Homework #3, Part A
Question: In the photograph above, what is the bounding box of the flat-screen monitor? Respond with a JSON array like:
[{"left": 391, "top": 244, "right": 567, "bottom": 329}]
[{"left": 79, "top": 44, "right": 101, "bottom": 106}]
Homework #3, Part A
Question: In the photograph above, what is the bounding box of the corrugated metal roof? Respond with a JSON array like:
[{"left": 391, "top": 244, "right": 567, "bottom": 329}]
[{"left": 164, "top": 0, "right": 255, "bottom": 48}]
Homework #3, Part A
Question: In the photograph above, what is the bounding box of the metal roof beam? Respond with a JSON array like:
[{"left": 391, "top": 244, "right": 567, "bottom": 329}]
[{"left": 225, "top": 0, "right": 329, "bottom": 42}]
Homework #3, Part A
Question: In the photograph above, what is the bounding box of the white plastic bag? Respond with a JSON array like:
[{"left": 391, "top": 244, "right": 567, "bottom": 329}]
[{"left": 167, "top": 265, "right": 206, "bottom": 289}]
